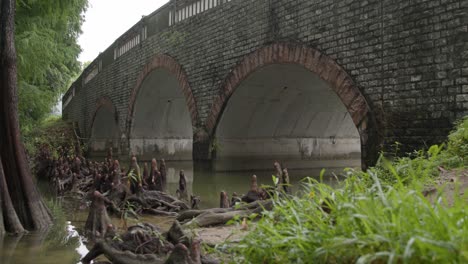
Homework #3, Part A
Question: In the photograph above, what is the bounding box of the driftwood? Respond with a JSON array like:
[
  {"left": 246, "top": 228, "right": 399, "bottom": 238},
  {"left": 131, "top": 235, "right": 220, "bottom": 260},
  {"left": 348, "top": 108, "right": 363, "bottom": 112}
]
[
  {"left": 82, "top": 241, "right": 165, "bottom": 264},
  {"left": 185, "top": 210, "right": 253, "bottom": 227},
  {"left": 141, "top": 190, "right": 189, "bottom": 211},
  {"left": 143, "top": 208, "right": 178, "bottom": 217},
  {"left": 83, "top": 221, "right": 209, "bottom": 264},
  {"left": 177, "top": 208, "right": 230, "bottom": 223},
  {"left": 183, "top": 200, "right": 273, "bottom": 227}
]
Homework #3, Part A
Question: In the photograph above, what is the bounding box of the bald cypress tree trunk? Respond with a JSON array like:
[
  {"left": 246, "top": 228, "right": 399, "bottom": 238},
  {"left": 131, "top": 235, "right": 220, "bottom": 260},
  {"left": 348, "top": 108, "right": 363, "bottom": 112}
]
[
  {"left": 0, "top": 158, "right": 24, "bottom": 234},
  {"left": 0, "top": 0, "right": 52, "bottom": 234}
]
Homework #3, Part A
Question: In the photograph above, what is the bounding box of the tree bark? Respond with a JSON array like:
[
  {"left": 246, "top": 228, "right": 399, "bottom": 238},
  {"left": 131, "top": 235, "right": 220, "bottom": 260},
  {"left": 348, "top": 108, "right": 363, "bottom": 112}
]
[
  {"left": 0, "top": 0, "right": 52, "bottom": 233},
  {"left": 0, "top": 156, "right": 24, "bottom": 234}
]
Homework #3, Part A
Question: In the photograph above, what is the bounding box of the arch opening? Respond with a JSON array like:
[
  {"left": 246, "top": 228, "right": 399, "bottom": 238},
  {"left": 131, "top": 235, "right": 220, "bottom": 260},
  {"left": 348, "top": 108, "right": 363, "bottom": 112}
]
[
  {"left": 214, "top": 64, "right": 361, "bottom": 170},
  {"left": 129, "top": 68, "right": 193, "bottom": 160},
  {"left": 90, "top": 105, "right": 120, "bottom": 155}
]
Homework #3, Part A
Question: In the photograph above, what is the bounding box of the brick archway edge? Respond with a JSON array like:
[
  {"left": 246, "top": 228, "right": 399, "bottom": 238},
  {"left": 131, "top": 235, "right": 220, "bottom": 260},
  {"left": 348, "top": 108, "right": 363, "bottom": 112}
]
[
  {"left": 89, "top": 96, "right": 118, "bottom": 135},
  {"left": 126, "top": 54, "right": 198, "bottom": 135},
  {"left": 205, "top": 42, "right": 376, "bottom": 168},
  {"left": 206, "top": 43, "right": 370, "bottom": 134}
]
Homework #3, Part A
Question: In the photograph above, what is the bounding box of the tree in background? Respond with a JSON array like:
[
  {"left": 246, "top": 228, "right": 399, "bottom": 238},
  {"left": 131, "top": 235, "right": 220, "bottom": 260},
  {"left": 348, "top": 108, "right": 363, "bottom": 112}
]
[
  {"left": 1, "top": 0, "right": 52, "bottom": 234},
  {"left": 15, "top": 0, "right": 88, "bottom": 132}
]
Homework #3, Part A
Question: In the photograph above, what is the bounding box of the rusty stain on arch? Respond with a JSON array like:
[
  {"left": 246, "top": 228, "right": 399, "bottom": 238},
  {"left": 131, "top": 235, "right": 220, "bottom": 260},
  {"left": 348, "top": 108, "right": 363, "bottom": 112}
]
[
  {"left": 126, "top": 54, "right": 198, "bottom": 136},
  {"left": 206, "top": 42, "right": 377, "bottom": 168}
]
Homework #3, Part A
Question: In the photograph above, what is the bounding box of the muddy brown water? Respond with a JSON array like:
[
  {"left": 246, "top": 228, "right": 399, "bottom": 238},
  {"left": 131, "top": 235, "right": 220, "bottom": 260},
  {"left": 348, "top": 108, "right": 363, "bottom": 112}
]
[{"left": 0, "top": 161, "right": 357, "bottom": 264}]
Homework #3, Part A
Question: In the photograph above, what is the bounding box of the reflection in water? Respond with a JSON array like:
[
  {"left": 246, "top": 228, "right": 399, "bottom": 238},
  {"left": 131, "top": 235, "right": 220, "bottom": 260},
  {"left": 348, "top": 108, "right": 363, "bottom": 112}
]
[
  {"left": 0, "top": 234, "right": 22, "bottom": 264},
  {"left": 0, "top": 223, "right": 84, "bottom": 264},
  {"left": 0, "top": 160, "right": 357, "bottom": 263},
  {"left": 117, "top": 160, "right": 357, "bottom": 208},
  {"left": 162, "top": 161, "right": 354, "bottom": 208},
  {"left": 67, "top": 222, "right": 89, "bottom": 262}
]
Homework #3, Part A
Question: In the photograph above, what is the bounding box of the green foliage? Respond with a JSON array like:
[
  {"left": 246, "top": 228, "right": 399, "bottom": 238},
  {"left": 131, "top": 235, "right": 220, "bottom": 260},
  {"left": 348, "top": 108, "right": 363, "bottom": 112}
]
[
  {"left": 231, "top": 118, "right": 468, "bottom": 263},
  {"left": 210, "top": 137, "right": 222, "bottom": 155},
  {"left": 121, "top": 200, "right": 138, "bottom": 220},
  {"left": 161, "top": 30, "right": 187, "bottom": 47},
  {"left": 232, "top": 171, "right": 467, "bottom": 263},
  {"left": 43, "top": 198, "right": 76, "bottom": 247},
  {"left": 23, "top": 116, "right": 78, "bottom": 160},
  {"left": 357, "top": 145, "right": 443, "bottom": 187},
  {"left": 445, "top": 117, "right": 468, "bottom": 166},
  {"left": 226, "top": 213, "right": 258, "bottom": 227},
  {"left": 356, "top": 119, "right": 468, "bottom": 187},
  {"left": 15, "top": 0, "right": 88, "bottom": 132},
  {"left": 272, "top": 175, "right": 279, "bottom": 186},
  {"left": 127, "top": 169, "right": 139, "bottom": 184},
  {"left": 226, "top": 215, "right": 242, "bottom": 226}
]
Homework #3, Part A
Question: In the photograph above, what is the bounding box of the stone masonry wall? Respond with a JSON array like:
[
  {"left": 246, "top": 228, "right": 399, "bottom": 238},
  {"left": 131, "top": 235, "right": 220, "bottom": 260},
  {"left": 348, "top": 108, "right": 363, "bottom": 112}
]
[{"left": 63, "top": 0, "right": 468, "bottom": 164}]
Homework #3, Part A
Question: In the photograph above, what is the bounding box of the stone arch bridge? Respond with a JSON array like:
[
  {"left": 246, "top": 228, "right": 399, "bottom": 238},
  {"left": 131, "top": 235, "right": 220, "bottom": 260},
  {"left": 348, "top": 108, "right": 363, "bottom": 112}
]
[{"left": 63, "top": 0, "right": 467, "bottom": 170}]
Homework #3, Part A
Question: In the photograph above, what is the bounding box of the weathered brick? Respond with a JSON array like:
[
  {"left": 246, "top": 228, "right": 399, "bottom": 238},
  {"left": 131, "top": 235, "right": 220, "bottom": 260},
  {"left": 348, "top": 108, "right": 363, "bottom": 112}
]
[{"left": 63, "top": 0, "right": 467, "bottom": 163}]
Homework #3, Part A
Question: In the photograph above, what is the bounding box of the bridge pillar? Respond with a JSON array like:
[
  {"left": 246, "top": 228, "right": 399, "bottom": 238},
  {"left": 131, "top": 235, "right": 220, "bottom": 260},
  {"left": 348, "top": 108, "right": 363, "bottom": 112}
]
[{"left": 193, "top": 128, "right": 212, "bottom": 161}]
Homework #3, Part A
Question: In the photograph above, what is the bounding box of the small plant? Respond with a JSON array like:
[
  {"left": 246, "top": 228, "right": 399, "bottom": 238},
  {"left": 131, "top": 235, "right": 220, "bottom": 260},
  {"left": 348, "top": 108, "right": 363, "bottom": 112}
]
[
  {"left": 161, "top": 30, "right": 187, "bottom": 46},
  {"left": 226, "top": 213, "right": 258, "bottom": 227},
  {"left": 120, "top": 200, "right": 138, "bottom": 230},
  {"left": 443, "top": 117, "right": 468, "bottom": 167},
  {"left": 210, "top": 137, "right": 222, "bottom": 155},
  {"left": 127, "top": 169, "right": 137, "bottom": 184}
]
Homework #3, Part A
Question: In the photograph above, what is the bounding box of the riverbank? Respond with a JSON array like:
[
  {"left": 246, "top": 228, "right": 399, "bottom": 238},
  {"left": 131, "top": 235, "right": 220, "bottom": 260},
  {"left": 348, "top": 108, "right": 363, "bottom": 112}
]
[
  {"left": 228, "top": 118, "right": 467, "bottom": 263},
  {"left": 5, "top": 117, "right": 465, "bottom": 264}
]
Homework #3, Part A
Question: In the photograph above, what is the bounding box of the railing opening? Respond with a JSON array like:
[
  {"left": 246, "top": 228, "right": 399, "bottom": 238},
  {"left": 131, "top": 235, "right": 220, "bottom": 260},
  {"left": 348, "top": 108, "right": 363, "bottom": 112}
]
[
  {"left": 113, "top": 26, "right": 147, "bottom": 60},
  {"left": 170, "top": 0, "right": 233, "bottom": 25}
]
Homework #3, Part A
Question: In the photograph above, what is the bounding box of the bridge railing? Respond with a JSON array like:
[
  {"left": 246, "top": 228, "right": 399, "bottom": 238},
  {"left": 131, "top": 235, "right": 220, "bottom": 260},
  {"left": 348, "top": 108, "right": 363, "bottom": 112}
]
[
  {"left": 169, "top": 0, "right": 233, "bottom": 25},
  {"left": 63, "top": 0, "right": 235, "bottom": 112}
]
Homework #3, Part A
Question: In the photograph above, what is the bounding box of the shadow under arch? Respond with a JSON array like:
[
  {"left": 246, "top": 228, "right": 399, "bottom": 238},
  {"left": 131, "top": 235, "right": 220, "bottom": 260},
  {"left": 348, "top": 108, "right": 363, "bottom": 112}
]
[
  {"left": 206, "top": 43, "right": 379, "bottom": 169},
  {"left": 126, "top": 54, "right": 199, "bottom": 160},
  {"left": 88, "top": 96, "right": 120, "bottom": 156}
]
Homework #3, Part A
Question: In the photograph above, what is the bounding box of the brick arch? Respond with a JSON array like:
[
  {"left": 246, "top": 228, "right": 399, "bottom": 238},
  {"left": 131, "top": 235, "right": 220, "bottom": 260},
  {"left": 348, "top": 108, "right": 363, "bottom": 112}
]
[
  {"left": 126, "top": 54, "right": 198, "bottom": 136},
  {"left": 89, "top": 96, "right": 118, "bottom": 134},
  {"left": 206, "top": 42, "right": 378, "bottom": 168}
]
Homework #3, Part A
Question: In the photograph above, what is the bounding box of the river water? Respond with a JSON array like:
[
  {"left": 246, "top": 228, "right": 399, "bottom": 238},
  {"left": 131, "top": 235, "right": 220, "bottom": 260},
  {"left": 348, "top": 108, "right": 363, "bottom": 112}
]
[{"left": 0, "top": 160, "right": 359, "bottom": 264}]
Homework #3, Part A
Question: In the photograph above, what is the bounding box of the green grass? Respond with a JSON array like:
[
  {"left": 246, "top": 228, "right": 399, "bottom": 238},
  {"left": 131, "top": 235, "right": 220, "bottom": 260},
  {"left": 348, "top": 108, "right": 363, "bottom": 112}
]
[
  {"left": 230, "top": 118, "right": 468, "bottom": 263},
  {"left": 232, "top": 171, "right": 467, "bottom": 263}
]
